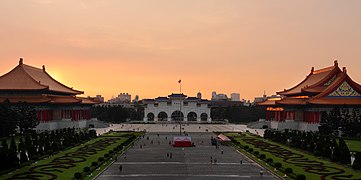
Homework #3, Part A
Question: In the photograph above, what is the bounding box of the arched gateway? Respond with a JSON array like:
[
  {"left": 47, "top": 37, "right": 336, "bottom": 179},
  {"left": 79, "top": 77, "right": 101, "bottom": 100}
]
[{"left": 143, "top": 93, "right": 211, "bottom": 122}]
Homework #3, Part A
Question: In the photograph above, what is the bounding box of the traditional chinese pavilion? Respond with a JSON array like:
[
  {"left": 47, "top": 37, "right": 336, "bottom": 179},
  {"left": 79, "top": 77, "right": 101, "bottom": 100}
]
[
  {"left": 0, "top": 58, "right": 99, "bottom": 130},
  {"left": 258, "top": 61, "right": 361, "bottom": 131}
]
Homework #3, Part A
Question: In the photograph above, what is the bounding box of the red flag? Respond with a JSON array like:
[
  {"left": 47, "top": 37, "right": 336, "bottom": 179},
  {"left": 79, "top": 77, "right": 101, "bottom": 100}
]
[{"left": 178, "top": 79, "right": 181, "bottom": 83}]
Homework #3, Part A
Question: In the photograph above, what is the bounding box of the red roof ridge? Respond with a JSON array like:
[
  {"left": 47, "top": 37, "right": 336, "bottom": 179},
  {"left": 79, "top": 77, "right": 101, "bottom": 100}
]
[
  {"left": 313, "top": 66, "right": 335, "bottom": 74},
  {"left": 20, "top": 60, "right": 83, "bottom": 95}
]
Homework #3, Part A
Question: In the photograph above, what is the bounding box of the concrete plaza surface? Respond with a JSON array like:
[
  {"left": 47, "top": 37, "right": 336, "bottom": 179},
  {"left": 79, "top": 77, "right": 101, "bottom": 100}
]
[
  {"left": 96, "top": 132, "right": 278, "bottom": 180},
  {"left": 96, "top": 123, "right": 264, "bottom": 137}
]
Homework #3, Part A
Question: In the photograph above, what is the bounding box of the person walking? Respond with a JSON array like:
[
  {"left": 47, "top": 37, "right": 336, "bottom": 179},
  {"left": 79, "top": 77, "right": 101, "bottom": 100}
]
[
  {"left": 119, "top": 165, "right": 123, "bottom": 172},
  {"left": 260, "top": 168, "right": 263, "bottom": 176}
]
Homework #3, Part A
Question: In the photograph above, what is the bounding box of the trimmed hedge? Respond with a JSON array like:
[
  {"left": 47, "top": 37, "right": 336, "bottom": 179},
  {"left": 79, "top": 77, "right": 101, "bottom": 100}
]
[
  {"left": 91, "top": 161, "right": 98, "bottom": 167},
  {"left": 285, "top": 167, "right": 293, "bottom": 174},
  {"left": 274, "top": 162, "right": 282, "bottom": 169},
  {"left": 259, "top": 154, "right": 266, "bottom": 159},
  {"left": 83, "top": 166, "right": 90, "bottom": 173},
  {"left": 296, "top": 174, "right": 306, "bottom": 180},
  {"left": 74, "top": 172, "right": 82, "bottom": 179},
  {"left": 266, "top": 158, "right": 273, "bottom": 163}
]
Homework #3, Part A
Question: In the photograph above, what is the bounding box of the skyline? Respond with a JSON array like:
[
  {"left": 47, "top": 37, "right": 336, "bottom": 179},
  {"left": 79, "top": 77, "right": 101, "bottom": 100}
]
[{"left": 1, "top": 0, "right": 361, "bottom": 100}]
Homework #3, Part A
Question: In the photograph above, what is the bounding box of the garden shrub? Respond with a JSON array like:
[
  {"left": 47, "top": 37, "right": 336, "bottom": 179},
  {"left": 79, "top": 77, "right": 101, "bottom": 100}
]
[
  {"left": 260, "top": 154, "right": 266, "bottom": 159},
  {"left": 83, "top": 166, "right": 90, "bottom": 173},
  {"left": 353, "top": 162, "right": 361, "bottom": 170},
  {"left": 109, "top": 150, "right": 113, "bottom": 154},
  {"left": 254, "top": 151, "right": 259, "bottom": 155},
  {"left": 296, "top": 174, "right": 306, "bottom": 180},
  {"left": 274, "top": 162, "right": 282, "bottom": 169},
  {"left": 74, "top": 172, "right": 82, "bottom": 179},
  {"left": 244, "top": 145, "right": 249, "bottom": 150},
  {"left": 285, "top": 167, "right": 293, "bottom": 174},
  {"left": 104, "top": 153, "right": 109, "bottom": 158},
  {"left": 98, "top": 157, "right": 104, "bottom": 162},
  {"left": 266, "top": 158, "right": 273, "bottom": 163},
  {"left": 248, "top": 148, "right": 253, "bottom": 152},
  {"left": 91, "top": 161, "right": 98, "bottom": 167}
]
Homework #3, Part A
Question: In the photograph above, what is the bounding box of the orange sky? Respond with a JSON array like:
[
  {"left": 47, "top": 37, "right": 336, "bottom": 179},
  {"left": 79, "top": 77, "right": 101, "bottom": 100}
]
[{"left": 1, "top": 0, "right": 361, "bottom": 101}]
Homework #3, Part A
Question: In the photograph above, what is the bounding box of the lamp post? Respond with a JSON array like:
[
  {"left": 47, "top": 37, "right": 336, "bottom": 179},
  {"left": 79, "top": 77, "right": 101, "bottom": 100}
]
[
  {"left": 330, "top": 146, "right": 335, "bottom": 159},
  {"left": 351, "top": 152, "right": 356, "bottom": 166}
]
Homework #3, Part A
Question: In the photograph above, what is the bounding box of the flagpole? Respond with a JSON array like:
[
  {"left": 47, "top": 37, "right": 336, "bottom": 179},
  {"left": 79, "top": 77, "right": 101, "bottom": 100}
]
[{"left": 179, "top": 79, "right": 182, "bottom": 135}]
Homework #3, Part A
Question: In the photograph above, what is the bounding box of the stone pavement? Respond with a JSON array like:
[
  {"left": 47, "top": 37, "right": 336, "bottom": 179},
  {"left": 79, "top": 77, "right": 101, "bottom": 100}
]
[
  {"left": 96, "top": 132, "right": 278, "bottom": 180},
  {"left": 96, "top": 123, "right": 264, "bottom": 136}
]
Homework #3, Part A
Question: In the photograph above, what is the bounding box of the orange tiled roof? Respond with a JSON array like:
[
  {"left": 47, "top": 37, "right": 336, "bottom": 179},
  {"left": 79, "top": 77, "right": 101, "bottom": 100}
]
[
  {"left": 0, "top": 95, "right": 51, "bottom": 104},
  {"left": 277, "top": 61, "right": 341, "bottom": 96},
  {"left": 257, "top": 99, "right": 277, "bottom": 106},
  {"left": 0, "top": 59, "right": 83, "bottom": 95},
  {"left": 264, "top": 67, "right": 361, "bottom": 106},
  {"left": 79, "top": 97, "right": 100, "bottom": 104},
  {"left": 276, "top": 97, "right": 308, "bottom": 105},
  {"left": 48, "top": 95, "right": 81, "bottom": 104}
]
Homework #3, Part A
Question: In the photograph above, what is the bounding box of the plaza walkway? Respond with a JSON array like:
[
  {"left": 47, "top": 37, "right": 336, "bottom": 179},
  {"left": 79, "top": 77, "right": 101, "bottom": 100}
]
[
  {"left": 96, "top": 123, "right": 264, "bottom": 136},
  {"left": 96, "top": 132, "right": 278, "bottom": 180}
]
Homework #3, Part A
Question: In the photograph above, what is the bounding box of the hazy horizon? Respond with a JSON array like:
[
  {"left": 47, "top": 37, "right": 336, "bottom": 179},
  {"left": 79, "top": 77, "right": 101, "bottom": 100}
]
[{"left": 1, "top": 0, "right": 360, "bottom": 101}]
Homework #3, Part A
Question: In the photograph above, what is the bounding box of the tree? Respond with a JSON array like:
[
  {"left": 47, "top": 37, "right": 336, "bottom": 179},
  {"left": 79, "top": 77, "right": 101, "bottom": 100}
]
[
  {"left": 0, "top": 100, "right": 17, "bottom": 138},
  {"left": 0, "top": 139, "right": 9, "bottom": 170},
  {"left": 339, "top": 138, "right": 351, "bottom": 164},
  {"left": 331, "top": 138, "right": 340, "bottom": 162},
  {"left": 319, "top": 111, "right": 332, "bottom": 135},
  {"left": 9, "top": 137, "right": 19, "bottom": 167},
  {"left": 19, "top": 139, "right": 28, "bottom": 164},
  {"left": 14, "top": 103, "right": 39, "bottom": 134}
]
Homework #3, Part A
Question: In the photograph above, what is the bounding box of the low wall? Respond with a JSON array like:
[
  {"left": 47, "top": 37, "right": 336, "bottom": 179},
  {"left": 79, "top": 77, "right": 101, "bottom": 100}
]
[
  {"left": 269, "top": 120, "right": 319, "bottom": 131},
  {"left": 35, "top": 119, "right": 109, "bottom": 131}
]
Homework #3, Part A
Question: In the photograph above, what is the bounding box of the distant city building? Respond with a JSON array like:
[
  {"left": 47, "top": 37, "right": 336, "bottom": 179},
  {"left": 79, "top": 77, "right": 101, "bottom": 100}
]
[
  {"left": 197, "top": 92, "right": 202, "bottom": 99},
  {"left": 132, "top": 95, "right": 140, "bottom": 103},
  {"left": 143, "top": 93, "right": 211, "bottom": 122},
  {"left": 108, "top": 93, "right": 131, "bottom": 104},
  {"left": 230, "top": 93, "right": 240, "bottom": 101},
  {"left": 211, "top": 91, "right": 228, "bottom": 101},
  {"left": 95, "top": 94, "right": 104, "bottom": 103},
  {"left": 253, "top": 94, "right": 280, "bottom": 104},
  {"left": 118, "top": 93, "right": 131, "bottom": 102}
]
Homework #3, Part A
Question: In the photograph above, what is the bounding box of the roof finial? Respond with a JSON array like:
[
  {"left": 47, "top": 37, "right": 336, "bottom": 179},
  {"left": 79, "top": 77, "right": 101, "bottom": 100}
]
[
  {"left": 42, "top": 65, "right": 45, "bottom": 71},
  {"left": 19, "top": 58, "right": 23, "bottom": 65},
  {"left": 334, "top": 60, "right": 338, "bottom": 67},
  {"left": 311, "top": 67, "right": 314, "bottom": 73},
  {"left": 343, "top": 67, "right": 347, "bottom": 73}
]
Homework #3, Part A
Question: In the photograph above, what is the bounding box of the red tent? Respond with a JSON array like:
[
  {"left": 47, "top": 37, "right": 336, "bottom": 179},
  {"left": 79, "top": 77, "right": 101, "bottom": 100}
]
[
  {"left": 216, "top": 134, "right": 231, "bottom": 145},
  {"left": 172, "top": 136, "right": 192, "bottom": 147}
]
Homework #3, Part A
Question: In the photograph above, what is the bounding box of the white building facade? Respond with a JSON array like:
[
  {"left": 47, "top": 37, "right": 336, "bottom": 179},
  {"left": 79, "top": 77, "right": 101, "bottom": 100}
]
[
  {"left": 230, "top": 93, "right": 240, "bottom": 101},
  {"left": 143, "top": 93, "right": 211, "bottom": 122}
]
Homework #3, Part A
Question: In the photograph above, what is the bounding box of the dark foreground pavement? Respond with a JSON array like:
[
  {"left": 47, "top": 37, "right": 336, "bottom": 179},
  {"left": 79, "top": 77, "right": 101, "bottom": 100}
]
[{"left": 96, "top": 132, "right": 278, "bottom": 180}]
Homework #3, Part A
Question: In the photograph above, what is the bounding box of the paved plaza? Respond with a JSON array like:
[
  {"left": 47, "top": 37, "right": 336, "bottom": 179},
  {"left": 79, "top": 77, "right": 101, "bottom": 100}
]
[
  {"left": 96, "top": 132, "right": 278, "bottom": 180},
  {"left": 96, "top": 123, "right": 264, "bottom": 136}
]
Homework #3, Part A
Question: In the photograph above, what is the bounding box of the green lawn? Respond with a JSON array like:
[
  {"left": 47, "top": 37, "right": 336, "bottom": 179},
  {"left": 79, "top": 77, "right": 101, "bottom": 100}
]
[
  {"left": 226, "top": 132, "right": 361, "bottom": 180},
  {"left": 1, "top": 132, "right": 139, "bottom": 180},
  {"left": 345, "top": 139, "right": 361, "bottom": 152}
]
